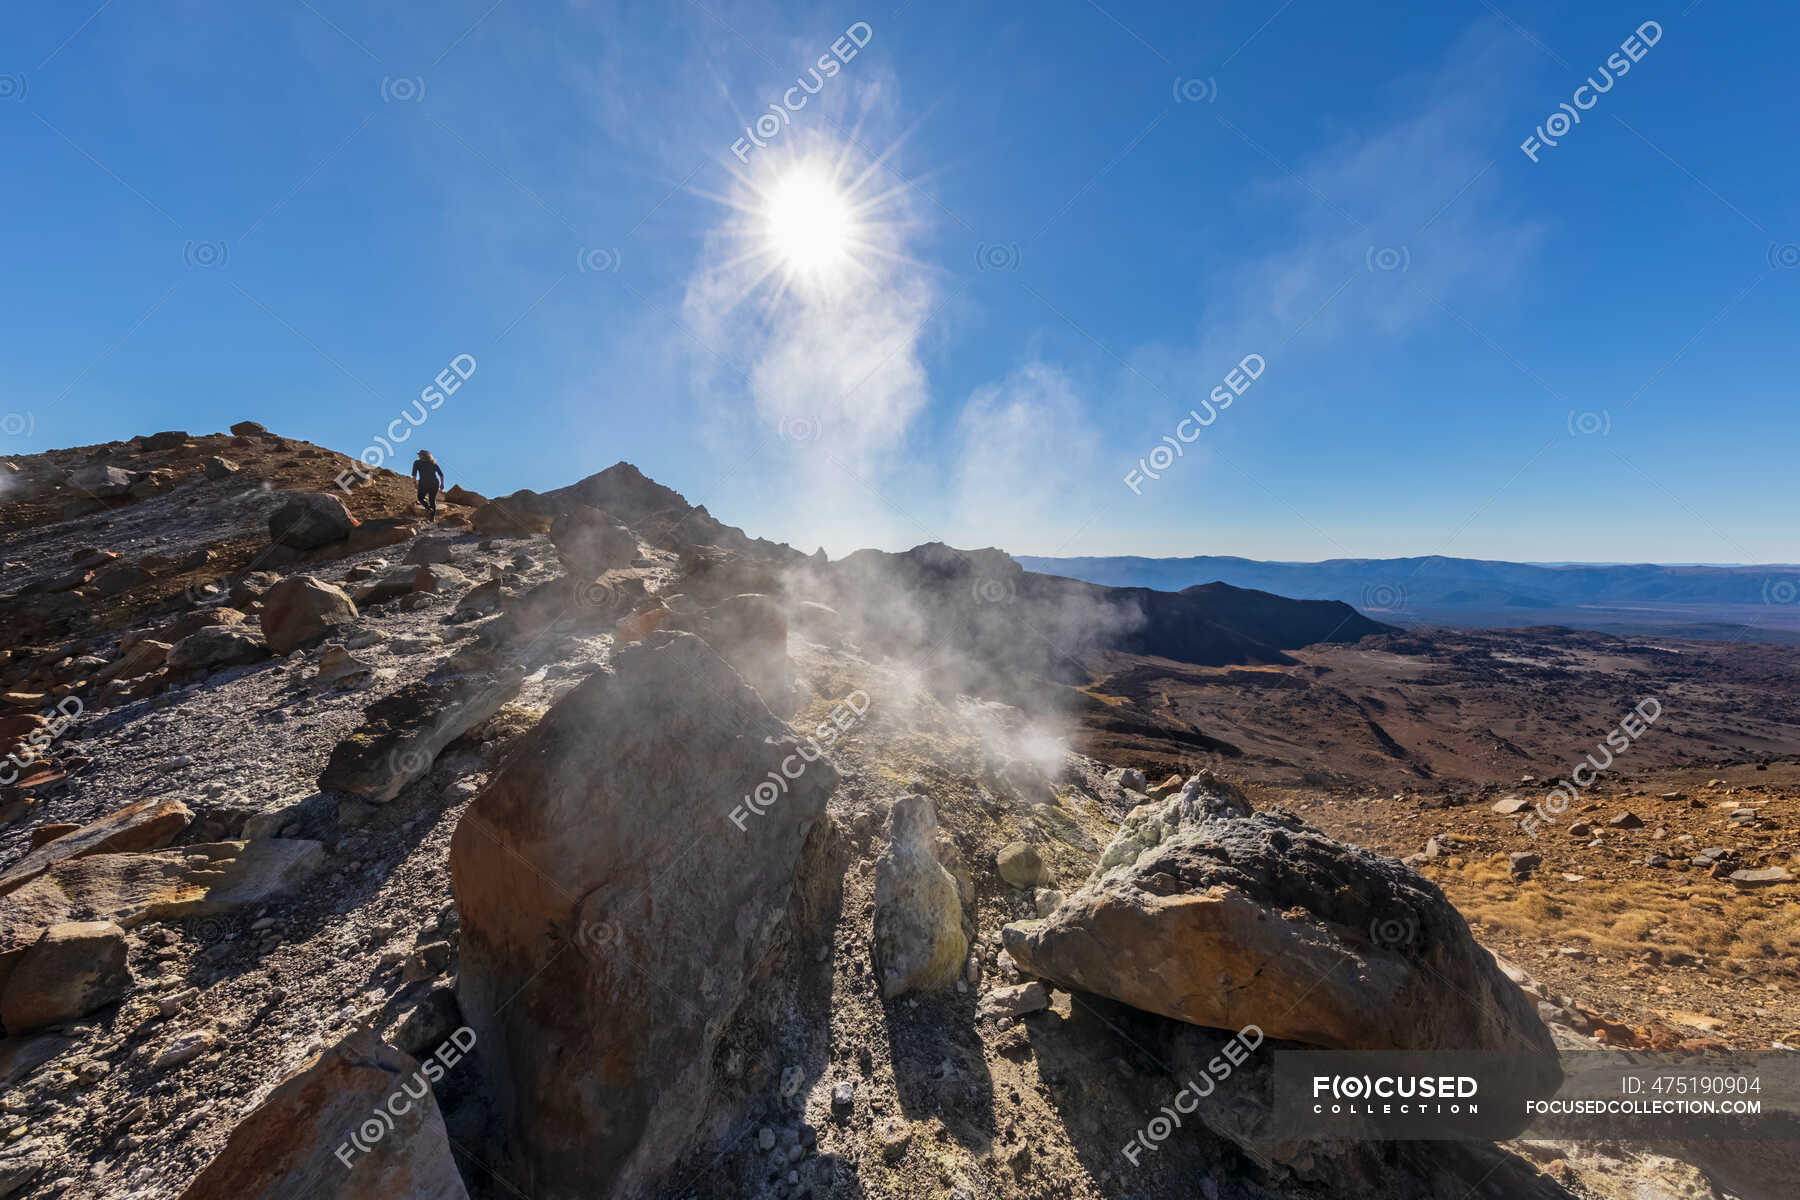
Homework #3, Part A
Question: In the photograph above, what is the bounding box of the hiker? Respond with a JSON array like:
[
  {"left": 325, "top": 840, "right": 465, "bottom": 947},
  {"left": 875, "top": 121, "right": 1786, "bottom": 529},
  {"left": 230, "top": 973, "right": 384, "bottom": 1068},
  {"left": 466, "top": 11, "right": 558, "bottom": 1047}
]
[{"left": 412, "top": 450, "right": 445, "bottom": 518}]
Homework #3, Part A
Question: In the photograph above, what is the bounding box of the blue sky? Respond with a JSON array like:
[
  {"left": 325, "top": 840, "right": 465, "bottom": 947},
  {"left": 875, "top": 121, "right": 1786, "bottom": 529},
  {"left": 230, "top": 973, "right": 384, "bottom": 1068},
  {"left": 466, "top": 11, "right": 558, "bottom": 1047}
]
[{"left": 5, "top": 1, "right": 1796, "bottom": 562}]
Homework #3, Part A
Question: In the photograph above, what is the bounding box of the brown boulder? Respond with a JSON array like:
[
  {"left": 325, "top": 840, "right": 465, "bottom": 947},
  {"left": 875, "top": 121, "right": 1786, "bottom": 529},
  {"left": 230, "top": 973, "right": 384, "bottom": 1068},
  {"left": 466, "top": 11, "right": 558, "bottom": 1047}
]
[
  {"left": 471, "top": 502, "right": 550, "bottom": 536},
  {"left": 156, "top": 607, "right": 245, "bottom": 645},
  {"left": 228, "top": 420, "right": 268, "bottom": 436},
  {"left": 319, "top": 667, "right": 523, "bottom": 803},
  {"left": 0, "top": 714, "right": 45, "bottom": 762},
  {"left": 140, "top": 430, "right": 190, "bottom": 451},
  {"left": 178, "top": 1028, "right": 469, "bottom": 1200},
  {"left": 451, "top": 632, "right": 836, "bottom": 1198},
  {"left": 412, "top": 563, "right": 467, "bottom": 594},
  {"left": 129, "top": 467, "right": 183, "bottom": 497},
  {"left": 99, "top": 639, "right": 171, "bottom": 682},
  {"left": 548, "top": 505, "right": 638, "bottom": 578},
  {"left": 228, "top": 571, "right": 284, "bottom": 609},
  {"left": 166, "top": 627, "right": 270, "bottom": 672},
  {"left": 403, "top": 537, "right": 459, "bottom": 565},
  {"left": 694, "top": 593, "right": 791, "bottom": 713},
  {"left": 1, "top": 921, "right": 131, "bottom": 1031},
  {"left": 0, "top": 840, "right": 327, "bottom": 992},
  {"left": 268, "top": 492, "right": 356, "bottom": 550},
  {"left": 260, "top": 575, "right": 357, "bottom": 655},
  {"left": 443, "top": 484, "right": 485, "bottom": 507},
  {"left": 0, "top": 796, "right": 192, "bottom": 897},
  {"left": 351, "top": 566, "right": 422, "bottom": 607},
  {"left": 345, "top": 517, "right": 417, "bottom": 555},
  {"left": 1002, "top": 777, "right": 1559, "bottom": 1077},
  {"left": 27, "top": 824, "right": 78, "bottom": 850}
]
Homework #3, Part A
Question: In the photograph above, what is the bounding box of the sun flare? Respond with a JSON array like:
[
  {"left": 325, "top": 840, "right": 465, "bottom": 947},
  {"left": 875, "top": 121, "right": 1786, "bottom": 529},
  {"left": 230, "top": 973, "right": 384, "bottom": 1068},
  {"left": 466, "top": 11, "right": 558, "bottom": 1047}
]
[{"left": 763, "top": 166, "right": 855, "bottom": 283}]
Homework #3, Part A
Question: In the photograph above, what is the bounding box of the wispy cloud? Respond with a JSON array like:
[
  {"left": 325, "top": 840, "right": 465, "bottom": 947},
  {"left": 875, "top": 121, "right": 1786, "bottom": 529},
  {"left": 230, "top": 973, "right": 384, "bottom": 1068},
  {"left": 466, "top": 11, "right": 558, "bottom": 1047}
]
[{"left": 950, "top": 361, "right": 1097, "bottom": 549}]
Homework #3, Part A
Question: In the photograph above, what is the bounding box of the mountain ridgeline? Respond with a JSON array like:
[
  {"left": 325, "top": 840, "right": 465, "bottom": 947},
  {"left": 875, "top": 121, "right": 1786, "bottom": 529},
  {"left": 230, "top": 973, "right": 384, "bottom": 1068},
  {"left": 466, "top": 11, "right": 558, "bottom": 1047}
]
[{"left": 1019, "top": 553, "right": 1800, "bottom": 639}]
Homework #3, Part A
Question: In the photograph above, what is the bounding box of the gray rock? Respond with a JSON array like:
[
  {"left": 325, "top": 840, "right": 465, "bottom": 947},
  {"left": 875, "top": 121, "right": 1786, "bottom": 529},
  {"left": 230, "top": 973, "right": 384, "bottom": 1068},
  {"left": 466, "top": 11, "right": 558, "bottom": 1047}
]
[
  {"left": 548, "top": 505, "right": 639, "bottom": 578},
  {"left": 692, "top": 593, "right": 792, "bottom": 713},
  {"left": 979, "top": 981, "right": 1049, "bottom": 1018},
  {"left": 152, "top": 1026, "right": 221, "bottom": 1071},
  {"left": 1002, "top": 776, "right": 1560, "bottom": 1076},
  {"left": 267, "top": 492, "right": 355, "bottom": 550},
  {"left": 260, "top": 575, "right": 357, "bottom": 655},
  {"left": 314, "top": 644, "right": 374, "bottom": 687},
  {"left": 166, "top": 627, "right": 270, "bottom": 672},
  {"left": 450, "top": 632, "right": 836, "bottom": 1200},
  {"left": 319, "top": 667, "right": 523, "bottom": 803},
  {"left": 67, "top": 464, "right": 137, "bottom": 497},
  {"left": 0, "top": 1144, "right": 48, "bottom": 1198},
  {"left": 404, "top": 537, "right": 460, "bottom": 565},
  {"left": 403, "top": 940, "right": 453, "bottom": 982},
  {"left": 872, "top": 796, "right": 968, "bottom": 999},
  {"left": 996, "top": 841, "right": 1049, "bottom": 889},
  {"left": 1728, "top": 867, "right": 1793, "bottom": 886}
]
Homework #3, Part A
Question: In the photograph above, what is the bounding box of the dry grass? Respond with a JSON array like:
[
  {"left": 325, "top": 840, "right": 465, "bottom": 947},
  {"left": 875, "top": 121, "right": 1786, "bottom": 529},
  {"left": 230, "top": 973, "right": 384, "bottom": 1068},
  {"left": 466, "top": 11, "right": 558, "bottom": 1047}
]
[{"left": 1432, "top": 854, "right": 1800, "bottom": 974}]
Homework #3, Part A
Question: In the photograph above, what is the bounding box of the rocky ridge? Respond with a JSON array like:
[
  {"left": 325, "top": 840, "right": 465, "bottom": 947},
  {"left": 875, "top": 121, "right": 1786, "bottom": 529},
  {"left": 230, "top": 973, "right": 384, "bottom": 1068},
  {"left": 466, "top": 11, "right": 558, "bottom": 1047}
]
[{"left": 0, "top": 427, "right": 1784, "bottom": 1200}]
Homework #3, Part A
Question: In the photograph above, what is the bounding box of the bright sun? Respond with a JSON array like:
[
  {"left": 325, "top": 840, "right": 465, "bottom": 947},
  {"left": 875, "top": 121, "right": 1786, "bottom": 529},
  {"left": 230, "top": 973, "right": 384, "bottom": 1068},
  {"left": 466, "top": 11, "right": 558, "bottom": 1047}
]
[{"left": 764, "top": 167, "right": 855, "bottom": 282}]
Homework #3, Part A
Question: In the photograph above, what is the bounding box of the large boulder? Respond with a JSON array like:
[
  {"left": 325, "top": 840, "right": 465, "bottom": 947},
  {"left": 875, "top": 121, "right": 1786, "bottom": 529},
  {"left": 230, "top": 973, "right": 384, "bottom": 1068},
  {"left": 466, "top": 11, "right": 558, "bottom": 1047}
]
[
  {"left": 344, "top": 516, "right": 416, "bottom": 555},
  {"left": 178, "top": 1028, "right": 469, "bottom": 1200},
  {"left": 91, "top": 561, "right": 149, "bottom": 597},
  {"left": 548, "top": 505, "right": 638, "bottom": 578},
  {"left": 871, "top": 795, "right": 968, "bottom": 998},
  {"left": 141, "top": 430, "right": 190, "bottom": 451},
  {"left": 351, "top": 565, "right": 423, "bottom": 607},
  {"left": 693, "top": 593, "right": 791, "bottom": 713},
  {"left": 0, "top": 840, "right": 325, "bottom": 961},
  {"left": 471, "top": 501, "right": 550, "bottom": 537},
  {"left": 1002, "top": 776, "right": 1559, "bottom": 1071},
  {"left": 0, "top": 714, "right": 46, "bottom": 764},
  {"left": 260, "top": 576, "right": 357, "bottom": 655},
  {"left": 996, "top": 841, "right": 1049, "bottom": 888},
  {"left": 443, "top": 484, "right": 485, "bottom": 507},
  {"left": 450, "top": 631, "right": 835, "bottom": 1199},
  {"left": 319, "top": 667, "right": 523, "bottom": 803},
  {"left": 100, "top": 639, "right": 171, "bottom": 682},
  {"left": 157, "top": 607, "right": 245, "bottom": 645},
  {"left": 1, "top": 921, "right": 131, "bottom": 1031},
  {"left": 67, "top": 465, "right": 136, "bottom": 497},
  {"left": 0, "top": 796, "right": 192, "bottom": 897},
  {"left": 166, "top": 627, "right": 270, "bottom": 672},
  {"left": 268, "top": 492, "right": 355, "bottom": 550},
  {"left": 355, "top": 563, "right": 470, "bottom": 607},
  {"left": 405, "top": 537, "right": 459, "bottom": 565},
  {"left": 229, "top": 420, "right": 268, "bottom": 436}
]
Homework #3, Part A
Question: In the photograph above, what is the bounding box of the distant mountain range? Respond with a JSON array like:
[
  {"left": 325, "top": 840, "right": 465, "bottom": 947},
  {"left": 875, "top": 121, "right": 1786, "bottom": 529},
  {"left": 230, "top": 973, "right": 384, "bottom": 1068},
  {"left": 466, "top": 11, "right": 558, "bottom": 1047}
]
[
  {"left": 800, "top": 543, "right": 1392, "bottom": 687},
  {"left": 1015, "top": 554, "right": 1800, "bottom": 643}
]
